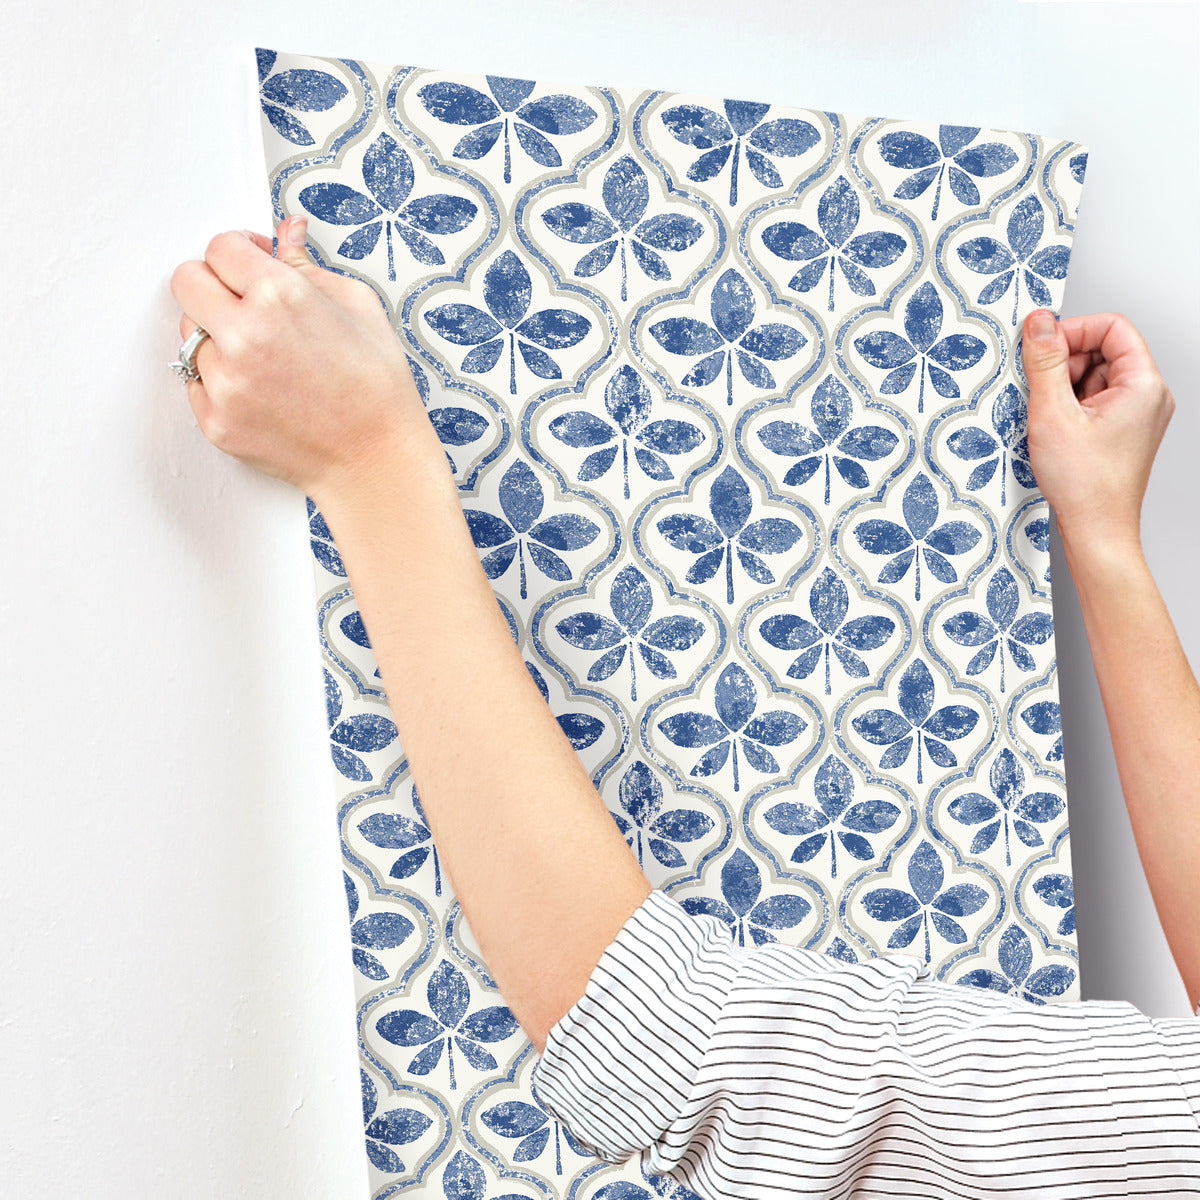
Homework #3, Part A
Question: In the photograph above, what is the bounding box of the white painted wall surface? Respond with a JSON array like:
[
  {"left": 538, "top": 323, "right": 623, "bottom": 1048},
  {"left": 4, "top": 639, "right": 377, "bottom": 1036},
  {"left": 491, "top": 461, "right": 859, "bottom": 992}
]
[{"left": 2, "top": 2, "right": 1196, "bottom": 1195}]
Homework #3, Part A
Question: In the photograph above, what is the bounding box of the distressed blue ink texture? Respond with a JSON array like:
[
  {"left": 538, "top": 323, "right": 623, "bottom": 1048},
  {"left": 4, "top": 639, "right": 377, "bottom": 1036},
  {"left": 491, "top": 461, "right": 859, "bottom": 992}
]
[{"left": 256, "top": 48, "right": 1088, "bottom": 1199}]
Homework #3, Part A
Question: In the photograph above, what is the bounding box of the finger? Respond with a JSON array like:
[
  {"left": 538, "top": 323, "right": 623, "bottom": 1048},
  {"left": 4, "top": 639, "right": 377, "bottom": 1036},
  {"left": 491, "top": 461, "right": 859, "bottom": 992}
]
[
  {"left": 1021, "top": 309, "right": 1075, "bottom": 415},
  {"left": 1060, "top": 312, "right": 1153, "bottom": 367},
  {"left": 204, "top": 229, "right": 284, "bottom": 297},
  {"left": 172, "top": 313, "right": 217, "bottom": 429},
  {"left": 274, "top": 215, "right": 314, "bottom": 269},
  {"left": 170, "top": 258, "right": 239, "bottom": 334}
]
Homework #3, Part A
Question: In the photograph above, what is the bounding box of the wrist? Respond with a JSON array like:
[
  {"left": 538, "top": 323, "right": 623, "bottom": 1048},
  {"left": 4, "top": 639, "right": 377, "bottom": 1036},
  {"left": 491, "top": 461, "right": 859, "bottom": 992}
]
[{"left": 1058, "top": 517, "right": 1147, "bottom": 584}]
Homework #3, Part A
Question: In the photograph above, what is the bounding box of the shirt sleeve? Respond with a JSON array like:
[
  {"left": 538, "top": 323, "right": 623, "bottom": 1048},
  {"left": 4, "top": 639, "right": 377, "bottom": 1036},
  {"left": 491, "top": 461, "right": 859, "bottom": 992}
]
[{"left": 531, "top": 888, "right": 1200, "bottom": 1198}]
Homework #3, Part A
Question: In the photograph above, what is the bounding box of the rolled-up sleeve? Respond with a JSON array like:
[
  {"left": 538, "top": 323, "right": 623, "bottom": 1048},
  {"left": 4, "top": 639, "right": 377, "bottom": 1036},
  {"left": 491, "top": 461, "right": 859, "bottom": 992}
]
[{"left": 531, "top": 888, "right": 1200, "bottom": 1198}]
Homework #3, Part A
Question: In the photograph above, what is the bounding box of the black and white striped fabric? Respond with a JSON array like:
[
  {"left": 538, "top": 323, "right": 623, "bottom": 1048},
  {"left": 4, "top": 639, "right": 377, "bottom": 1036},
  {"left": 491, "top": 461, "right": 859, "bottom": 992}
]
[{"left": 532, "top": 888, "right": 1200, "bottom": 1197}]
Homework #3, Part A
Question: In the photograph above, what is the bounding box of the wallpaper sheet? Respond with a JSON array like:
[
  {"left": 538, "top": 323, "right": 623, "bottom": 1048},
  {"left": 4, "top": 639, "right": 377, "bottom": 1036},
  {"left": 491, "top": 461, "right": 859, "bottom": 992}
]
[{"left": 256, "top": 47, "right": 1088, "bottom": 1199}]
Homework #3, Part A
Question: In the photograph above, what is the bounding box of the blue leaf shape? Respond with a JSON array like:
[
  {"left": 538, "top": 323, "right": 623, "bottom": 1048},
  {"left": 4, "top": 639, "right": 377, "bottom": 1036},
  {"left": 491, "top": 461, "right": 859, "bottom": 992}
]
[
  {"left": 740, "top": 323, "right": 805, "bottom": 362},
  {"left": 516, "top": 308, "right": 590, "bottom": 350},
  {"left": 1007, "top": 196, "right": 1044, "bottom": 261},
  {"left": 852, "top": 708, "right": 911, "bottom": 745},
  {"left": 854, "top": 330, "right": 915, "bottom": 369},
  {"left": 818, "top": 177, "right": 859, "bottom": 248},
  {"left": 659, "top": 710, "right": 728, "bottom": 748},
  {"left": 332, "top": 714, "right": 397, "bottom": 753},
  {"left": 605, "top": 565, "right": 651, "bottom": 635},
  {"left": 542, "top": 201, "right": 614, "bottom": 244},
  {"left": 427, "top": 959, "right": 470, "bottom": 1028},
  {"left": 424, "top": 303, "right": 503, "bottom": 346},
  {"left": 862, "top": 886, "right": 920, "bottom": 921},
  {"left": 498, "top": 460, "right": 543, "bottom": 533},
  {"left": 650, "top": 315, "right": 725, "bottom": 356},
  {"left": 902, "top": 474, "right": 939, "bottom": 540},
  {"left": 878, "top": 130, "right": 940, "bottom": 170},
  {"left": 710, "top": 466, "right": 753, "bottom": 538},
  {"left": 262, "top": 68, "right": 348, "bottom": 112},
  {"left": 908, "top": 840, "right": 944, "bottom": 905},
  {"left": 660, "top": 104, "right": 733, "bottom": 148},
  {"left": 363, "top": 132, "right": 413, "bottom": 212},
  {"left": 710, "top": 269, "right": 756, "bottom": 343},
  {"left": 637, "top": 211, "right": 705, "bottom": 252},
  {"left": 924, "top": 705, "right": 978, "bottom": 741},
  {"left": 518, "top": 93, "right": 598, "bottom": 136},
  {"left": 714, "top": 662, "right": 756, "bottom": 732},
  {"left": 482, "top": 250, "right": 532, "bottom": 329},
  {"left": 903, "top": 282, "right": 942, "bottom": 353},
  {"left": 418, "top": 80, "right": 500, "bottom": 125},
  {"left": 300, "top": 182, "right": 381, "bottom": 225},
  {"left": 743, "top": 710, "right": 805, "bottom": 746},
  {"left": 898, "top": 659, "right": 935, "bottom": 727},
  {"left": 955, "top": 142, "right": 1018, "bottom": 177}
]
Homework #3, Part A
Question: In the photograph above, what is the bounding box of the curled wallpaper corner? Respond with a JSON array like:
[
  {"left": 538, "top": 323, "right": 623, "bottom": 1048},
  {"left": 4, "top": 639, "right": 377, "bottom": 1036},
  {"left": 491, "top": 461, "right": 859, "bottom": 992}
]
[{"left": 255, "top": 46, "right": 1087, "bottom": 1197}]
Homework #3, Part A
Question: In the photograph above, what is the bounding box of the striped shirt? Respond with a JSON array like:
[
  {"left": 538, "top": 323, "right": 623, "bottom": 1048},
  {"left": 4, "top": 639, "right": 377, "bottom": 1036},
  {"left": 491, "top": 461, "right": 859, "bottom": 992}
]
[{"left": 532, "top": 887, "right": 1200, "bottom": 1197}]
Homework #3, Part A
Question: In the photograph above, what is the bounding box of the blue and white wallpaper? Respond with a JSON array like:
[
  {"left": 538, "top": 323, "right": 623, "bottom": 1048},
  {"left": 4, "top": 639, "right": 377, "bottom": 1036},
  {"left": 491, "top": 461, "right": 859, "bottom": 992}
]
[{"left": 257, "top": 48, "right": 1087, "bottom": 1198}]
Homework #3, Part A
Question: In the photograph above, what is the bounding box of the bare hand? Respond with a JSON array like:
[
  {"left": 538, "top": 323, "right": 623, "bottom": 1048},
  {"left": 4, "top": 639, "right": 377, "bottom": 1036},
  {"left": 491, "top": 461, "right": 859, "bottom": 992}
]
[
  {"left": 1020, "top": 309, "right": 1175, "bottom": 553},
  {"left": 169, "top": 217, "right": 433, "bottom": 503}
]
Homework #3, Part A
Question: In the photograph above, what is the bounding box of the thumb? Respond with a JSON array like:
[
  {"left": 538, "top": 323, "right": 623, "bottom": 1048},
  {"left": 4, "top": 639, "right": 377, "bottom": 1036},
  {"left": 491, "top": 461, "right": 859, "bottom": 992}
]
[
  {"left": 1021, "top": 309, "right": 1073, "bottom": 412},
  {"left": 275, "top": 215, "right": 313, "bottom": 268}
]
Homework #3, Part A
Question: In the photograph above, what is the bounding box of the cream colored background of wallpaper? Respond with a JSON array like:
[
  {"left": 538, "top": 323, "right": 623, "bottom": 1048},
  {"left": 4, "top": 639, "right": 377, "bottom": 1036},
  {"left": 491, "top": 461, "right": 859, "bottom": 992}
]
[{"left": 1, "top": 2, "right": 1197, "bottom": 1197}]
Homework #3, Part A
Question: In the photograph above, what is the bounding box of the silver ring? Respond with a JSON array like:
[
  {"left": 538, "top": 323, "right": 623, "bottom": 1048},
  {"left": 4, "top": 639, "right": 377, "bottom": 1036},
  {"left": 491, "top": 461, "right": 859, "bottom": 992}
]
[{"left": 169, "top": 326, "right": 211, "bottom": 384}]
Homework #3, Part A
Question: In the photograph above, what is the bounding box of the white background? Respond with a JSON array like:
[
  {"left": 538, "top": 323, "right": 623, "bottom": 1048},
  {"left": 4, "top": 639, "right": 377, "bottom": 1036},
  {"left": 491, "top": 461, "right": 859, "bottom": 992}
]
[{"left": 2, "top": 2, "right": 1197, "bottom": 1195}]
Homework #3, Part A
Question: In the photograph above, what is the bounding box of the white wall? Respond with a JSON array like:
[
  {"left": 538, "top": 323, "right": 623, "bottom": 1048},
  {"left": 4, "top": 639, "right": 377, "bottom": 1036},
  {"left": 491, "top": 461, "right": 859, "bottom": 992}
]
[{"left": 2, "top": 2, "right": 1196, "bottom": 1195}]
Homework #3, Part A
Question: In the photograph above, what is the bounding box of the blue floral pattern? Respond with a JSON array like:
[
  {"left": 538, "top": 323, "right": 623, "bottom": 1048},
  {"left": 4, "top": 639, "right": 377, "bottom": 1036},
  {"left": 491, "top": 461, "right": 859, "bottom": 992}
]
[{"left": 258, "top": 48, "right": 1086, "bottom": 1199}]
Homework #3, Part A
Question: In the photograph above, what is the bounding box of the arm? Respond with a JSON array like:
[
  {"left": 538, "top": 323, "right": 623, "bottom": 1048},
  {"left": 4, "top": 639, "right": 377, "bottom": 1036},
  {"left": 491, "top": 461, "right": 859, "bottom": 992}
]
[
  {"left": 320, "top": 437, "right": 652, "bottom": 1053},
  {"left": 170, "top": 219, "right": 650, "bottom": 1054},
  {"left": 1022, "top": 309, "right": 1199, "bottom": 1010}
]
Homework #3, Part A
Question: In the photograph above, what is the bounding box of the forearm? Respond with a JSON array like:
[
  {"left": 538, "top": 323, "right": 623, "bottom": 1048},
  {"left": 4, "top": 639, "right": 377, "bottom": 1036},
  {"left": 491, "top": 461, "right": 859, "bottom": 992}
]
[
  {"left": 1061, "top": 529, "right": 1200, "bottom": 1008},
  {"left": 317, "top": 429, "right": 651, "bottom": 1054}
]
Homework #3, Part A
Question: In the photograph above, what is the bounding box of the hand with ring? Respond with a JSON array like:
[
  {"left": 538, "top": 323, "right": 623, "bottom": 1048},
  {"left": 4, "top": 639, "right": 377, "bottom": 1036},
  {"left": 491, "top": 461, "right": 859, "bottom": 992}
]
[{"left": 169, "top": 217, "right": 439, "bottom": 504}]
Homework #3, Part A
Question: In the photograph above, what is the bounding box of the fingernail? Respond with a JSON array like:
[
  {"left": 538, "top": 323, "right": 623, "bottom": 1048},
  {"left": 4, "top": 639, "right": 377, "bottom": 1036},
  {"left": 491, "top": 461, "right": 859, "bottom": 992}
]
[
  {"left": 287, "top": 217, "right": 307, "bottom": 247},
  {"left": 1029, "top": 310, "right": 1057, "bottom": 341}
]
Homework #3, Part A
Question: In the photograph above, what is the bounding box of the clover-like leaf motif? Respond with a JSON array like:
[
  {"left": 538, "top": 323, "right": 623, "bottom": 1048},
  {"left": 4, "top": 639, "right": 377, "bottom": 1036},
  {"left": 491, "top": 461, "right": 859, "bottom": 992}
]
[
  {"left": 418, "top": 75, "right": 599, "bottom": 183},
  {"left": 424, "top": 250, "right": 592, "bottom": 394},
  {"left": 764, "top": 753, "right": 901, "bottom": 877},
  {"left": 758, "top": 566, "right": 895, "bottom": 695},
  {"left": 258, "top": 49, "right": 348, "bottom": 146},
  {"left": 876, "top": 124, "right": 1018, "bottom": 220},
  {"left": 854, "top": 281, "right": 986, "bottom": 413},
  {"left": 607, "top": 761, "right": 715, "bottom": 871},
  {"left": 941, "top": 566, "right": 1054, "bottom": 692},
  {"left": 324, "top": 670, "right": 397, "bottom": 781},
  {"left": 557, "top": 564, "right": 706, "bottom": 701},
  {"left": 548, "top": 365, "right": 705, "bottom": 500},
  {"left": 1032, "top": 872, "right": 1075, "bottom": 937},
  {"left": 956, "top": 923, "right": 1075, "bottom": 1003},
  {"left": 956, "top": 195, "right": 1071, "bottom": 324},
  {"left": 945, "top": 383, "right": 1038, "bottom": 501},
  {"left": 660, "top": 99, "right": 821, "bottom": 206},
  {"left": 462, "top": 459, "right": 600, "bottom": 599},
  {"left": 946, "top": 747, "right": 1065, "bottom": 866},
  {"left": 760, "top": 176, "right": 906, "bottom": 311},
  {"left": 657, "top": 663, "right": 806, "bottom": 792},
  {"left": 756, "top": 374, "right": 899, "bottom": 504},
  {"left": 851, "top": 658, "right": 979, "bottom": 784},
  {"left": 860, "top": 839, "right": 989, "bottom": 959},
  {"left": 656, "top": 464, "right": 806, "bottom": 604},
  {"left": 541, "top": 155, "right": 705, "bottom": 300},
  {"left": 375, "top": 960, "right": 520, "bottom": 1089},
  {"left": 649, "top": 268, "right": 807, "bottom": 406},
  {"left": 358, "top": 1066, "right": 432, "bottom": 1176},
  {"left": 677, "top": 848, "right": 810, "bottom": 946},
  {"left": 1021, "top": 699, "right": 1063, "bottom": 762},
  {"left": 300, "top": 132, "right": 478, "bottom": 278},
  {"left": 853, "top": 472, "right": 981, "bottom": 599}
]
